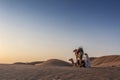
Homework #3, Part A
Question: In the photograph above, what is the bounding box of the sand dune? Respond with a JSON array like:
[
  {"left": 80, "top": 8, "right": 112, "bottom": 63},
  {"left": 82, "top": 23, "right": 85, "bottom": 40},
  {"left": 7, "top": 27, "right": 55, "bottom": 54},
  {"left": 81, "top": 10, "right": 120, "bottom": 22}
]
[
  {"left": 91, "top": 55, "right": 120, "bottom": 67},
  {"left": 0, "top": 55, "right": 120, "bottom": 80},
  {"left": 13, "top": 55, "right": 120, "bottom": 67},
  {"left": 14, "top": 61, "right": 44, "bottom": 65},
  {"left": 0, "top": 64, "right": 119, "bottom": 80},
  {"left": 38, "top": 59, "right": 72, "bottom": 67}
]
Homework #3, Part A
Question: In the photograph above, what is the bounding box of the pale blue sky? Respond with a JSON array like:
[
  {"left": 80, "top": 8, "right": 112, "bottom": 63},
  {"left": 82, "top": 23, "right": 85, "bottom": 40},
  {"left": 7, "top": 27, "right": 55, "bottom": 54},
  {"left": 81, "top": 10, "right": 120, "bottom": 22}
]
[{"left": 0, "top": 0, "right": 120, "bottom": 63}]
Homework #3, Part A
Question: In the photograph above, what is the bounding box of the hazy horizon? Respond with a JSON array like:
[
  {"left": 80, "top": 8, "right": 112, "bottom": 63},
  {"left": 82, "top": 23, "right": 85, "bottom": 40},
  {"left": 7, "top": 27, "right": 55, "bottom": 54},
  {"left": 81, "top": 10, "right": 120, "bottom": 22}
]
[{"left": 0, "top": 0, "right": 120, "bottom": 63}]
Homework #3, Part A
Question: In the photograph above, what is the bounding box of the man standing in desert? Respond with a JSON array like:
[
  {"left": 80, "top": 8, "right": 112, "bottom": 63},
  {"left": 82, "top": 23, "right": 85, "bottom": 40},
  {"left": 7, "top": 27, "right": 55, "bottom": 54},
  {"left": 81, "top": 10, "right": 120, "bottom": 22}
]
[{"left": 84, "top": 53, "right": 91, "bottom": 68}]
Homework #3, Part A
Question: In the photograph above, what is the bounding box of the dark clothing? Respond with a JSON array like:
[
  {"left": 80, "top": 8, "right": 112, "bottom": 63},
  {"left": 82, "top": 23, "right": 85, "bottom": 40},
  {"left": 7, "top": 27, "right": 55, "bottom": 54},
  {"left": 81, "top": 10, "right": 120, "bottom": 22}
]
[{"left": 77, "top": 60, "right": 80, "bottom": 66}]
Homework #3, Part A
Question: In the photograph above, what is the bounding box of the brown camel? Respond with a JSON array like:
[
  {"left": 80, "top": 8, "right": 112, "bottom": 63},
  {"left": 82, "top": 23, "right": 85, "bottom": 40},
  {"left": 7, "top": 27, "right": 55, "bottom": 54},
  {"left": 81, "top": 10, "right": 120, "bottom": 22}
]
[{"left": 69, "top": 58, "right": 77, "bottom": 66}]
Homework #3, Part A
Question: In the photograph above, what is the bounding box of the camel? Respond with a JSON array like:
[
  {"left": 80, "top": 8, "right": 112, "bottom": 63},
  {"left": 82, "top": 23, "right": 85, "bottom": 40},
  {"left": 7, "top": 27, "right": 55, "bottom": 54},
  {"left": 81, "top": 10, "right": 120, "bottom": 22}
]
[{"left": 69, "top": 58, "right": 77, "bottom": 66}]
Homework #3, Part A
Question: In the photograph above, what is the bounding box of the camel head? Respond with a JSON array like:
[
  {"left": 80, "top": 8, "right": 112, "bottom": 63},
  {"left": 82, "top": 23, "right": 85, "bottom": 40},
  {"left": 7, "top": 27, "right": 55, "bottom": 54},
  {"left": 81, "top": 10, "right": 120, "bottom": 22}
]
[{"left": 69, "top": 58, "right": 73, "bottom": 61}]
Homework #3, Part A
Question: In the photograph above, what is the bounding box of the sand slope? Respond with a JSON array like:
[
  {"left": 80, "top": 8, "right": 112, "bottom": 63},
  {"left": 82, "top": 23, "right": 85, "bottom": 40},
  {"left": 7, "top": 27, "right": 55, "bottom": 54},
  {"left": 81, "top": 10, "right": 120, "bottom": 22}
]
[
  {"left": 91, "top": 55, "right": 120, "bottom": 67},
  {"left": 40, "top": 59, "right": 72, "bottom": 67},
  {"left": 0, "top": 64, "right": 120, "bottom": 80},
  {"left": 0, "top": 55, "right": 120, "bottom": 80}
]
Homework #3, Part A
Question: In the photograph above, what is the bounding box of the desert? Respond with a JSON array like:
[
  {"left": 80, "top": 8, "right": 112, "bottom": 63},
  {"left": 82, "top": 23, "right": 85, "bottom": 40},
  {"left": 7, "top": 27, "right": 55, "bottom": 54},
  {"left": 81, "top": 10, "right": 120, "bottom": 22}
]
[
  {"left": 0, "top": 0, "right": 120, "bottom": 80},
  {"left": 0, "top": 55, "right": 120, "bottom": 80}
]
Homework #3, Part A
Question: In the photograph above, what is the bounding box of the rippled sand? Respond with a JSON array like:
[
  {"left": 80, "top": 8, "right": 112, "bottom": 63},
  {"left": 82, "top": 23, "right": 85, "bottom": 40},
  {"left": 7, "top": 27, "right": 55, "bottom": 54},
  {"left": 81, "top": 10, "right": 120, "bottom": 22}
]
[{"left": 0, "top": 64, "right": 120, "bottom": 80}]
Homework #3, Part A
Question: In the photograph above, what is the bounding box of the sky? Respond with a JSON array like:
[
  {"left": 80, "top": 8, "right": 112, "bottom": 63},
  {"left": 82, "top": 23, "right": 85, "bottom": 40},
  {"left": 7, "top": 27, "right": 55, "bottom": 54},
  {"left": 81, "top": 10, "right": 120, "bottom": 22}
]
[{"left": 0, "top": 0, "right": 120, "bottom": 63}]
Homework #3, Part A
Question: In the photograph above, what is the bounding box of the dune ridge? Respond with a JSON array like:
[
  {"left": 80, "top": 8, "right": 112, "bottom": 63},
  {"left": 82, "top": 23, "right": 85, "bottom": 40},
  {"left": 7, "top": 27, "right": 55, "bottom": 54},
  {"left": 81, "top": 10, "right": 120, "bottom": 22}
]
[
  {"left": 0, "top": 55, "right": 120, "bottom": 80},
  {"left": 91, "top": 55, "right": 120, "bottom": 67},
  {"left": 39, "top": 59, "right": 72, "bottom": 67}
]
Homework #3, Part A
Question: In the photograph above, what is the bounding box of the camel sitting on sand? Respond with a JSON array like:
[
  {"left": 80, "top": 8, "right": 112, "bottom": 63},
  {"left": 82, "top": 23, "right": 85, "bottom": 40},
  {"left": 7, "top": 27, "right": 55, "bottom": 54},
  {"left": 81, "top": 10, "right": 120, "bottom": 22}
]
[{"left": 69, "top": 58, "right": 77, "bottom": 66}]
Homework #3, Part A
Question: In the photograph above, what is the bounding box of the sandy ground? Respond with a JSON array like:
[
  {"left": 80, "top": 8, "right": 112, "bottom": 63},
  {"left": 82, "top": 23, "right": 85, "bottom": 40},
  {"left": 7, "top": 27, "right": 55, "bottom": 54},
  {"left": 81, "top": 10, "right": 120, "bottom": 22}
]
[{"left": 0, "top": 64, "right": 120, "bottom": 80}]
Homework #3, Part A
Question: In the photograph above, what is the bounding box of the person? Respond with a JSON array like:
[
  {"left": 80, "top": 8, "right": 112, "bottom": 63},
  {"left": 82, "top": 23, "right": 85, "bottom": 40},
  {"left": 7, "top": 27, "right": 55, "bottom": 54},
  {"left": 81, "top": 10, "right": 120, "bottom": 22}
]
[
  {"left": 84, "top": 53, "right": 91, "bottom": 68},
  {"left": 73, "top": 49, "right": 80, "bottom": 66},
  {"left": 77, "top": 47, "right": 84, "bottom": 67}
]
